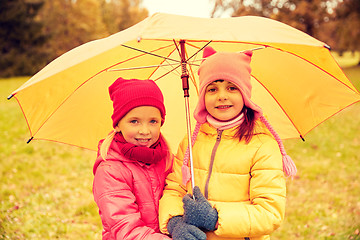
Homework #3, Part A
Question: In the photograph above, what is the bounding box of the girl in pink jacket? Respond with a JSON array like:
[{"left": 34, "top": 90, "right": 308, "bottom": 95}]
[{"left": 93, "top": 77, "right": 172, "bottom": 240}]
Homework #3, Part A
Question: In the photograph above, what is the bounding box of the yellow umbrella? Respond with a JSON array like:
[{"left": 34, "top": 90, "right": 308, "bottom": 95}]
[{"left": 9, "top": 13, "right": 360, "bottom": 155}]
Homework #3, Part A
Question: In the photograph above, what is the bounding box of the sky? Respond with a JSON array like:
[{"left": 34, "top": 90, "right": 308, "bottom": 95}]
[{"left": 141, "top": 0, "right": 231, "bottom": 18}]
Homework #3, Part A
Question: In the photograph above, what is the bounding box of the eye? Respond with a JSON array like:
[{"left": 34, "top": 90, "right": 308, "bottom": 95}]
[
  {"left": 228, "top": 85, "right": 239, "bottom": 91},
  {"left": 130, "top": 119, "right": 138, "bottom": 124},
  {"left": 206, "top": 86, "right": 217, "bottom": 93},
  {"left": 150, "top": 119, "right": 158, "bottom": 124}
]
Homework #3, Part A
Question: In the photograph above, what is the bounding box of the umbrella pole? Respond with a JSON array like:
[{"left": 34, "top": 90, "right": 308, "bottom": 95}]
[{"left": 180, "top": 40, "right": 196, "bottom": 190}]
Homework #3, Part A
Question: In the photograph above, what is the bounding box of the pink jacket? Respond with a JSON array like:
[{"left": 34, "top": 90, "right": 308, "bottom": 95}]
[{"left": 93, "top": 140, "right": 172, "bottom": 240}]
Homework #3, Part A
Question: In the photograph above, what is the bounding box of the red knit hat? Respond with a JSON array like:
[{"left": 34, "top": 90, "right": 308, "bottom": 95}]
[
  {"left": 194, "top": 46, "right": 263, "bottom": 123},
  {"left": 109, "top": 77, "right": 166, "bottom": 128}
]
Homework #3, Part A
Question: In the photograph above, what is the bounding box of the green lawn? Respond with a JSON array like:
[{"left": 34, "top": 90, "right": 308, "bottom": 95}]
[
  {"left": 273, "top": 66, "right": 360, "bottom": 239},
  {"left": 0, "top": 78, "right": 102, "bottom": 239},
  {"left": 1, "top": 63, "right": 360, "bottom": 239}
]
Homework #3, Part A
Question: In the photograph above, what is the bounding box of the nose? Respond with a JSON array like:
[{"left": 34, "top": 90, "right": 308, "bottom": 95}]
[
  {"left": 139, "top": 124, "right": 150, "bottom": 135},
  {"left": 217, "top": 89, "right": 228, "bottom": 101}
]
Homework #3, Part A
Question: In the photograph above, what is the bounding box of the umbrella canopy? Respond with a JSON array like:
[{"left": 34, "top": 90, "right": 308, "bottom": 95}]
[{"left": 9, "top": 13, "right": 360, "bottom": 152}]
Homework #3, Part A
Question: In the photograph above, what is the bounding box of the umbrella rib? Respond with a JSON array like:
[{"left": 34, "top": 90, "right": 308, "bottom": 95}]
[
  {"left": 153, "top": 64, "right": 182, "bottom": 81},
  {"left": 110, "top": 46, "right": 265, "bottom": 71},
  {"left": 117, "top": 43, "right": 264, "bottom": 77},
  {"left": 122, "top": 44, "right": 180, "bottom": 63},
  {"left": 107, "top": 63, "right": 181, "bottom": 71},
  {"left": 169, "top": 40, "right": 212, "bottom": 79},
  {"left": 12, "top": 95, "right": 35, "bottom": 142},
  {"left": 190, "top": 46, "right": 267, "bottom": 62},
  {"left": 251, "top": 74, "right": 304, "bottom": 139},
  {"left": 173, "top": 39, "right": 182, "bottom": 60},
  {"left": 172, "top": 40, "right": 212, "bottom": 63},
  {"left": 263, "top": 45, "right": 359, "bottom": 94},
  {"left": 186, "top": 41, "right": 213, "bottom": 62}
]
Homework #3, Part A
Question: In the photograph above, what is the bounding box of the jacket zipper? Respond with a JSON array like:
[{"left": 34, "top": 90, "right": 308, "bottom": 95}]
[
  {"left": 142, "top": 165, "right": 158, "bottom": 214},
  {"left": 204, "top": 130, "right": 251, "bottom": 239},
  {"left": 204, "top": 129, "right": 223, "bottom": 199}
]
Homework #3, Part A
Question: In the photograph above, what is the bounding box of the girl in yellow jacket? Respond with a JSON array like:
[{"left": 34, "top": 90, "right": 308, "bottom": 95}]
[{"left": 159, "top": 46, "right": 297, "bottom": 240}]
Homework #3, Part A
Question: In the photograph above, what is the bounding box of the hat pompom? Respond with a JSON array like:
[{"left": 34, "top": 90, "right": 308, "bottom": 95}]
[
  {"left": 260, "top": 116, "right": 297, "bottom": 177},
  {"left": 282, "top": 154, "right": 297, "bottom": 177}
]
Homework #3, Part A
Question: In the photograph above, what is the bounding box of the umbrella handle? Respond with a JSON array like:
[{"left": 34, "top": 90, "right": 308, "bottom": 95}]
[
  {"left": 180, "top": 40, "right": 189, "bottom": 97},
  {"left": 184, "top": 96, "right": 196, "bottom": 192},
  {"left": 180, "top": 40, "right": 195, "bottom": 192}
]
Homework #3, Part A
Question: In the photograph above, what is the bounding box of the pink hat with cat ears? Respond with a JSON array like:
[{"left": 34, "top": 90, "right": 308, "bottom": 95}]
[{"left": 194, "top": 46, "right": 263, "bottom": 123}]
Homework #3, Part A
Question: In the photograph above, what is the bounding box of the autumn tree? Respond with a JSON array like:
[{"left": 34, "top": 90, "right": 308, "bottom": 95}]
[
  {"left": 38, "top": 0, "right": 109, "bottom": 59},
  {"left": 332, "top": 0, "right": 360, "bottom": 54},
  {"left": 38, "top": 0, "right": 148, "bottom": 61},
  {"left": 272, "top": 0, "right": 335, "bottom": 39},
  {"left": 0, "top": 0, "right": 50, "bottom": 77},
  {"left": 211, "top": 0, "right": 275, "bottom": 18},
  {"left": 1, "top": 0, "right": 149, "bottom": 77},
  {"left": 211, "top": 0, "right": 335, "bottom": 40},
  {"left": 100, "top": 0, "right": 148, "bottom": 35}
]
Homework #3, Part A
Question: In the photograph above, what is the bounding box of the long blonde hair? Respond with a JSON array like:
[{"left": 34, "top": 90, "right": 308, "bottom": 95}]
[{"left": 99, "top": 130, "right": 117, "bottom": 160}]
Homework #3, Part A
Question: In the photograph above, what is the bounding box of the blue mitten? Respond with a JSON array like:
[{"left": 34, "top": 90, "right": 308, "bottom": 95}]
[
  {"left": 182, "top": 186, "right": 218, "bottom": 231},
  {"left": 167, "top": 216, "right": 207, "bottom": 240}
]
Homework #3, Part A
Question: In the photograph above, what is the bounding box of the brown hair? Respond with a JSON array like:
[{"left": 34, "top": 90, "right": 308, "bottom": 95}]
[{"left": 233, "top": 106, "right": 256, "bottom": 143}]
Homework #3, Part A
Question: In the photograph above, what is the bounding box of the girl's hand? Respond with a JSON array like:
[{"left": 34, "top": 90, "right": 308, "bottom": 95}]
[
  {"left": 167, "top": 216, "right": 206, "bottom": 240},
  {"left": 182, "top": 186, "right": 218, "bottom": 231}
]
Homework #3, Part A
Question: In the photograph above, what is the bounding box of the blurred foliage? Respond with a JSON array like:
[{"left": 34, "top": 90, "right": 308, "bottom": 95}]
[
  {"left": 0, "top": 0, "right": 51, "bottom": 78},
  {"left": 100, "top": 0, "right": 148, "bottom": 34},
  {"left": 332, "top": 0, "right": 360, "bottom": 54},
  {"left": 211, "top": 0, "right": 360, "bottom": 63},
  {"left": 38, "top": 0, "right": 148, "bottom": 58},
  {"left": 37, "top": 0, "right": 109, "bottom": 58},
  {"left": 0, "top": 0, "right": 148, "bottom": 78}
]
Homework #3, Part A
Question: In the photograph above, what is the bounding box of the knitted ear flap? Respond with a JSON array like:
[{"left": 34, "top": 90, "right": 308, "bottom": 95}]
[
  {"left": 260, "top": 116, "right": 297, "bottom": 177},
  {"left": 182, "top": 122, "right": 202, "bottom": 186}
]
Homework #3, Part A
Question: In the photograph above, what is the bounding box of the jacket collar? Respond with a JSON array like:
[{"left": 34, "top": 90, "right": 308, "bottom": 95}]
[{"left": 200, "top": 120, "right": 271, "bottom": 137}]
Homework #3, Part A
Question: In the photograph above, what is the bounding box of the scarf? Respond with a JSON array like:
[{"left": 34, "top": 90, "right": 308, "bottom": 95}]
[
  {"left": 206, "top": 112, "right": 244, "bottom": 130},
  {"left": 113, "top": 132, "right": 168, "bottom": 165}
]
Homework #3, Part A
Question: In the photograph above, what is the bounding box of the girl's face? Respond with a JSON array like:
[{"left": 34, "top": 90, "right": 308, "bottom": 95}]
[
  {"left": 115, "top": 106, "right": 162, "bottom": 147},
  {"left": 205, "top": 80, "right": 244, "bottom": 121}
]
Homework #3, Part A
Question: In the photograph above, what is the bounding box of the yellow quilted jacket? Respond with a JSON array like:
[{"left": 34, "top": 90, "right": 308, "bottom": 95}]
[{"left": 159, "top": 122, "right": 286, "bottom": 240}]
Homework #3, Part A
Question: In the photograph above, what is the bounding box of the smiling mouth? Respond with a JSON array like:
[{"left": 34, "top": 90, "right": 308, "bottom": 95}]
[
  {"left": 136, "top": 138, "right": 151, "bottom": 143},
  {"left": 216, "top": 105, "right": 232, "bottom": 109}
]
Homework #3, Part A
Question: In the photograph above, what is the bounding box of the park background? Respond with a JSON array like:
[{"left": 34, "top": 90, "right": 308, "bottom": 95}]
[{"left": 1, "top": 0, "right": 360, "bottom": 239}]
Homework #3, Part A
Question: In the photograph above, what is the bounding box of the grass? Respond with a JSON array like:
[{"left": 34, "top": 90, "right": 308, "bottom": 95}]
[
  {"left": 273, "top": 96, "right": 360, "bottom": 239},
  {"left": 1, "top": 58, "right": 360, "bottom": 239},
  {"left": 0, "top": 78, "right": 102, "bottom": 239},
  {"left": 331, "top": 51, "right": 360, "bottom": 68},
  {"left": 274, "top": 55, "right": 360, "bottom": 240}
]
